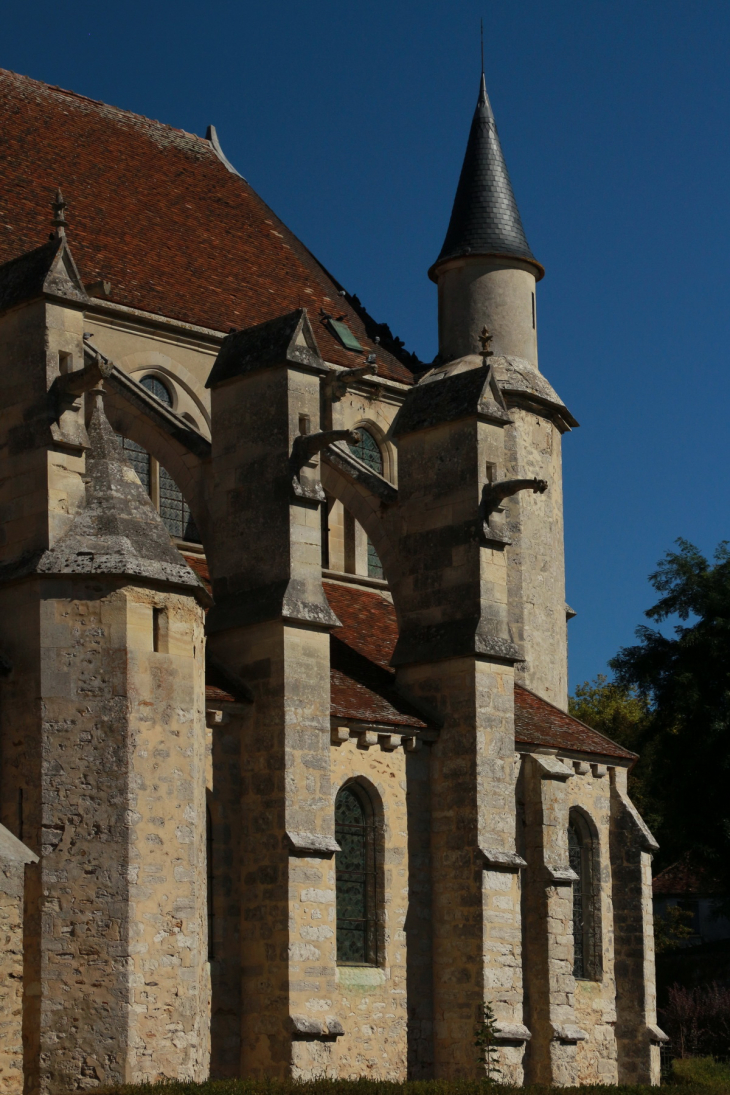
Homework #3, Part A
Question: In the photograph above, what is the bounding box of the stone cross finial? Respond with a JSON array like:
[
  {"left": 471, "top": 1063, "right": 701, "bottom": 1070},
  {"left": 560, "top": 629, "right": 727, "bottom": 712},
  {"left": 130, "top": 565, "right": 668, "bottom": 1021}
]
[
  {"left": 52, "top": 188, "right": 67, "bottom": 239},
  {"left": 479, "top": 325, "right": 493, "bottom": 360}
]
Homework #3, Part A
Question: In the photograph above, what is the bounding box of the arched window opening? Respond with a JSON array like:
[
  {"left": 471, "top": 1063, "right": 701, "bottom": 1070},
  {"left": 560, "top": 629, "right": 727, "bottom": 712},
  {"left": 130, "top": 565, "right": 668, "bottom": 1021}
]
[
  {"left": 568, "top": 811, "right": 601, "bottom": 980},
  {"left": 140, "top": 373, "right": 173, "bottom": 407},
  {"left": 348, "top": 428, "right": 383, "bottom": 475},
  {"left": 206, "top": 805, "right": 214, "bottom": 961},
  {"left": 346, "top": 428, "right": 384, "bottom": 580},
  {"left": 118, "top": 436, "right": 200, "bottom": 543},
  {"left": 335, "top": 784, "right": 377, "bottom": 965}
]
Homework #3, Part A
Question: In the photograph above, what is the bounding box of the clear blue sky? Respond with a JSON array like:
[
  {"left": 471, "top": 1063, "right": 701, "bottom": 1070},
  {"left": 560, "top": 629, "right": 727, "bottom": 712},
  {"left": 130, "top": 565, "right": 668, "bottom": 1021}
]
[{"left": 4, "top": 1, "right": 729, "bottom": 690}]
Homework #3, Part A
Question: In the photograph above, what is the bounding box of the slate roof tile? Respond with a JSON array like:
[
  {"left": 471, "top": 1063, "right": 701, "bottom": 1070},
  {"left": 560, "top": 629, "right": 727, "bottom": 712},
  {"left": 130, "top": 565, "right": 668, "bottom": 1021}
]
[{"left": 434, "top": 74, "right": 539, "bottom": 274}]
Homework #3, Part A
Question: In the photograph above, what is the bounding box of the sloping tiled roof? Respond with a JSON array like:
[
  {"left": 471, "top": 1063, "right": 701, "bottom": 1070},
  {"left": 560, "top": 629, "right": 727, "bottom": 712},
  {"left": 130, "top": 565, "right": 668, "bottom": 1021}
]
[
  {"left": 324, "top": 582, "right": 428, "bottom": 729},
  {"left": 514, "top": 684, "right": 637, "bottom": 761},
  {"left": 0, "top": 68, "right": 413, "bottom": 384},
  {"left": 653, "top": 853, "right": 721, "bottom": 896},
  {"left": 183, "top": 549, "right": 636, "bottom": 755}
]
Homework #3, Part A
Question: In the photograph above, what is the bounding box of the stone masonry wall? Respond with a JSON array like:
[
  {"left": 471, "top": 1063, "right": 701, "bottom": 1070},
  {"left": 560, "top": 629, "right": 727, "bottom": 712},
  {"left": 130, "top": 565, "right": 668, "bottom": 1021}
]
[
  {"left": 326, "top": 733, "right": 424, "bottom": 1079},
  {"left": 0, "top": 579, "right": 209, "bottom": 1094},
  {"left": 504, "top": 408, "right": 568, "bottom": 710},
  {"left": 0, "top": 849, "right": 32, "bottom": 1095}
]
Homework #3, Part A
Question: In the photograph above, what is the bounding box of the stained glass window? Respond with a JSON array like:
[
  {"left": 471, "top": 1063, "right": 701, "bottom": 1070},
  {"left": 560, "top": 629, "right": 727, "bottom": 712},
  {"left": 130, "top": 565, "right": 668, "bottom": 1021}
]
[
  {"left": 121, "top": 436, "right": 150, "bottom": 492},
  {"left": 569, "top": 813, "right": 600, "bottom": 980},
  {"left": 346, "top": 429, "right": 385, "bottom": 580},
  {"left": 347, "top": 428, "right": 383, "bottom": 474},
  {"left": 140, "top": 374, "right": 173, "bottom": 406},
  {"left": 117, "top": 436, "right": 200, "bottom": 543},
  {"left": 159, "top": 463, "right": 200, "bottom": 541},
  {"left": 335, "top": 785, "right": 377, "bottom": 965}
]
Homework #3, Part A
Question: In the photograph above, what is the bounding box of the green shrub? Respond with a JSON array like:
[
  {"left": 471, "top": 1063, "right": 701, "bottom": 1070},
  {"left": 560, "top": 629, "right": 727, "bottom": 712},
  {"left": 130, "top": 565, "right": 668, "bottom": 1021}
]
[
  {"left": 673, "top": 1056, "right": 730, "bottom": 1088},
  {"left": 92, "top": 1079, "right": 730, "bottom": 1095}
]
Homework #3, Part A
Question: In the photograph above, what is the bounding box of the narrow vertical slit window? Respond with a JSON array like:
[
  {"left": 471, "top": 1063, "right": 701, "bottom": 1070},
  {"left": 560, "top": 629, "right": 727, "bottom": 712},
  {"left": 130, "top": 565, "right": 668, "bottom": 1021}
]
[
  {"left": 532, "top": 292, "right": 536, "bottom": 330},
  {"left": 335, "top": 784, "right": 377, "bottom": 965},
  {"left": 152, "top": 607, "right": 163, "bottom": 652},
  {"left": 321, "top": 495, "right": 330, "bottom": 569}
]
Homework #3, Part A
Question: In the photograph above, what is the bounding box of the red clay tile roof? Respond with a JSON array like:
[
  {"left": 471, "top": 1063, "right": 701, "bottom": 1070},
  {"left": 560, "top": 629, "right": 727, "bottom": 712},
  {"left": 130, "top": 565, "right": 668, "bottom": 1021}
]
[
  {"left": 182, "top": 552, "right": 212, "bottom": 594},
  {"left": 514, "top": 684, "right": 637, "bottom": 761},
  {"left": 0, "top": 68, "right": 413, "bottom": 385},
  {"left": 653, "top": 854, "right": 721, "bottom": 896},
  {"left": 185, "top": 548, "right": 637, "bottom": 754},
  {"left": 325, "top": 582, "right": 427, "bottom": 729}
]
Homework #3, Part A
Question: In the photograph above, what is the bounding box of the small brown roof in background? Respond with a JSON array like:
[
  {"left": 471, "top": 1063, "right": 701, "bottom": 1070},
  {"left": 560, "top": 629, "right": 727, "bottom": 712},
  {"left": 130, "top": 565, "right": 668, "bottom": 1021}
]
[
  {"left": 0, "top": 68, "right": 412, "bottom": 383},
  {"left": 653, "top": 853, "right": 722, "bottom": 896}
]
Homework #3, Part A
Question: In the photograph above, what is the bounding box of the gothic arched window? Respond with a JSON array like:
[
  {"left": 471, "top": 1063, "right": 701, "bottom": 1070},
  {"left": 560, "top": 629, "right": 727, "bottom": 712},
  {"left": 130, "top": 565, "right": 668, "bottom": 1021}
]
[
  {"left": 348, "top": 427, "right": 383, "bottom": 475},
  {"left": 568, "top": 811, "right": 601, "bottom": 980},
  {"left": 346, "top": 428, "right": 384, "bottom": 579},
  {"left": 335, "top": 784, "right": 377, "bottom": 965}
]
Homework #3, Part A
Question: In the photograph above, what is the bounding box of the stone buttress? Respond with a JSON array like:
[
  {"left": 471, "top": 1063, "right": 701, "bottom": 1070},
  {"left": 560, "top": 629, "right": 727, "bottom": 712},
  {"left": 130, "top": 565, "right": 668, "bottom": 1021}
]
[
  {"left": 0, "top": 235, "right": 211, "bottom": 1093},
  {"left": 390, "top": 362, "right": 530, "bottom": 1082},
  {"left": 204, "top": 310, "right": 345, "bottom": 1078}
]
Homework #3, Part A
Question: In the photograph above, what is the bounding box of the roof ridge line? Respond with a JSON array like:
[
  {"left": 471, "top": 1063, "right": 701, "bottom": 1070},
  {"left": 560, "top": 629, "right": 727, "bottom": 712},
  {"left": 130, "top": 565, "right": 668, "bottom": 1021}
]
[{"left": 0, "top": 67, "right": 209, "bottom": 144}]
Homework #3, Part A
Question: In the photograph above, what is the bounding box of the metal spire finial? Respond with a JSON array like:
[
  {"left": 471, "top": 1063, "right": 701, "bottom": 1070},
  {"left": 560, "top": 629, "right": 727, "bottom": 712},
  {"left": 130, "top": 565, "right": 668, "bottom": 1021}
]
[
  {"left": 479, "top": 325, "right": 493, "bottom": 361},
  {"left": 51, "top": 188, "right": 67, "bottom": 240},
  {"left": 481, "top": 18, "right": 484, "bottom": 76}
]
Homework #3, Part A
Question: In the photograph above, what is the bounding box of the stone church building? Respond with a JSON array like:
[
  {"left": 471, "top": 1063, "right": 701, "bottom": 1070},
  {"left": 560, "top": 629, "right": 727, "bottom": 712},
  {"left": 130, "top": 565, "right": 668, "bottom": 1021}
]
[{"left": 0, "top": 67, "right": 665, "bottom": 1092}]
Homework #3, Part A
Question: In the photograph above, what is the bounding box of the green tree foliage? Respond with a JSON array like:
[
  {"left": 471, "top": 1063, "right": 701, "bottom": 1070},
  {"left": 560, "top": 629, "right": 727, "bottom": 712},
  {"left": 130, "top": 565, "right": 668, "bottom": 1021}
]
[
  {"left": 569, "top": 674, "right": 659, "bottom": 828},
  {"left": 607, "top": 539, "right": 730, "bottom": 906}
]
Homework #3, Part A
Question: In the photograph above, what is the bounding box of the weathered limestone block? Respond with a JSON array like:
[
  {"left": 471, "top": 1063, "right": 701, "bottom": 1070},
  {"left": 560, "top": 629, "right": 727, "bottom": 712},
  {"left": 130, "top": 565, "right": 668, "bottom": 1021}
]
[
  {"left": 610, "top": 767, "right": 663, "bottom": 1084},
  {"left": 205, "top": 311, "right": 341, "bottom": 1078},
  {"left": 0, "top": 827, "right": 38, "bottom": 1095},
  {"left": 502, "top": 399, "right": 569, "bottom": 710},
  {"left": 0, "top": 368, "right": 211, "bottom": 1094},
  {"left": 391, "top": 365, "right": 528, "bottom": 1083},
  {"left": 521, "top": 752, "right": 581, "bottom": 1084}
]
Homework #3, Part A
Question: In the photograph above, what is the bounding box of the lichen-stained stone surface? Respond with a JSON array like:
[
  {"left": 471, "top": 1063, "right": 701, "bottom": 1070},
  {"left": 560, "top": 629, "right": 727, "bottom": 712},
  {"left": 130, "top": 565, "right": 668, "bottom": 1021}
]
[{"left": 0, "top": 827, "right": 38, "bottom": 1095}]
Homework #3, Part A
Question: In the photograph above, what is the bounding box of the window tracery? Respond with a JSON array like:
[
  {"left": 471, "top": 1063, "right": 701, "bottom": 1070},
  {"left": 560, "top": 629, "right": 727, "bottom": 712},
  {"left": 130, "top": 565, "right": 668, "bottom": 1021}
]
[
  {"left": 335, "top": 783, "right": 377, "bottom": 965},
  {"left": 568, "top": 810, "right": 601, "bottom": 980},
  {"left": 346, "top": 427, "right": 384, "bottom": 579},
  {"left": 119, "top": 436, "right": 200, "bottom": 543}
]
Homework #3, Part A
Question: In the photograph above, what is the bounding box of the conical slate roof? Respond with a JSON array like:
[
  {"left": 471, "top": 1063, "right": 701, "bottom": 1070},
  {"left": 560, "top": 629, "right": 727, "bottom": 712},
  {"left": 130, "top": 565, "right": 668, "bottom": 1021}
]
[
  {"left": 433, "top": 74, "right": 540, "bottom": 275},
  {"left": 37, "top": 390, "right": 209, "bottom": 603}
]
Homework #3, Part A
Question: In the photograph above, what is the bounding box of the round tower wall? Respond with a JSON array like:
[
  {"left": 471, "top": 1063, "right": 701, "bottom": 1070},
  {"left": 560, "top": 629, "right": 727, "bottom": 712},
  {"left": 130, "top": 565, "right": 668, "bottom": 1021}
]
[
  {"left": 503, "top": 407, "right": 569, "bottom": 710},
  {"left": 436, "top": 257, "right": 538, "bottom": 366}
]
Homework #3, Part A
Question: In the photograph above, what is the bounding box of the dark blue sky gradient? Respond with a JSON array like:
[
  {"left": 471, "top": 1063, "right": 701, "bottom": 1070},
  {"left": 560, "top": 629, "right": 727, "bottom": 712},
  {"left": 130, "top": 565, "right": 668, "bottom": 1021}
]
[{"left": 3, "top": 1, "right": 729, "bottom": 688}]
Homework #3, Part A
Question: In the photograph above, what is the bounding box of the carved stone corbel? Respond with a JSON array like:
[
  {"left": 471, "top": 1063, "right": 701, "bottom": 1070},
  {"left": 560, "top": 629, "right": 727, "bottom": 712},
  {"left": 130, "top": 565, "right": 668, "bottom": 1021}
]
[
  {"left": 291, "top": 428, "right": 360, "bottom": 499},
  {"left": 481, "top": 476, "right": 548, "bottom": 545}
]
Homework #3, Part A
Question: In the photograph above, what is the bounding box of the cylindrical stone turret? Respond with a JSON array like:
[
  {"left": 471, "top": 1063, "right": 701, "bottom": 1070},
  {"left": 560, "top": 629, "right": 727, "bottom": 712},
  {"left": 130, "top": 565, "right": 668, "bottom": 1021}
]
[{"left": 434, "top": 255, "right": 539, "bottom": 366}]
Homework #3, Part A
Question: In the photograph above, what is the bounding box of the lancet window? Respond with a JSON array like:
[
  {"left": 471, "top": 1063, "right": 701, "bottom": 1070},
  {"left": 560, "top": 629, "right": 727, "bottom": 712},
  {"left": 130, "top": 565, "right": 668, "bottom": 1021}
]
[
  {"left": 568, "top": 810, "right": 601, "bottom": 980},
  {"left": 335, "top": 783, "right": 377, "bottom": 965},
  {"left": 346, "top": 428, "right": 384, "bottom": 579}
]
